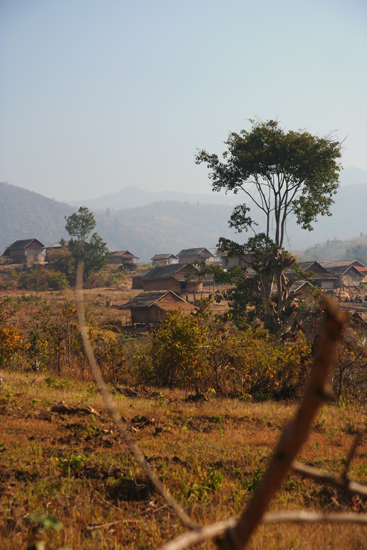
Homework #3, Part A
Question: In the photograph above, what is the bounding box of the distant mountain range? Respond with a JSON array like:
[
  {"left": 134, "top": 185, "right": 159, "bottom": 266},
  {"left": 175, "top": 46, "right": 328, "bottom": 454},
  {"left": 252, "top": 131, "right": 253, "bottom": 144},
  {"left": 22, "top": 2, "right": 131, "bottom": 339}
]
[
  {"left": 68, "top": 167, "right": 367, "bottom": 212},
  {"left": 1, "top": 166, "right": 367, "bottom": 262},
  {"left": 69, "top": 185, "right": 238, "bottom": 211},
  {"left": 0, "top": 181, "right": 239, "bottom": 260},
  {"left": 0, "top": 182, "right": 74, "bottom": 253}
]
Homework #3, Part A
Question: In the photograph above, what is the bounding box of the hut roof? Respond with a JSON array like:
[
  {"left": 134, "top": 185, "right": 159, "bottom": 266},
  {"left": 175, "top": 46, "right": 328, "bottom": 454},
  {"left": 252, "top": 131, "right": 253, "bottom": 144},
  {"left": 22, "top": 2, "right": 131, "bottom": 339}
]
[
  {"left": 155, "top": 301, "right": 196, "bottom": 313},
  {"left": 109, "top": 250, "right": 139, "bottom": 259},
  {"left": 141, "top": 263, "right": 199, "bottom": 282},
  {"left": 122, "top": 290, "right": 186, "bottom": 309},
  {"left": 3, "top": 239, "right": 45, "bottom": 256},
  {"left": 319, "top": 260, "right": 366, "bottom": 275},
  {"left": 45, "top": 241, "right": 65, "bottom": 249},
  {"left": 176, "top": 247, "right": 213, "bottom": 258},
  {"left": 298, "top": 261, "right": 329, "bottom": 273},
  {"left": 290, "top": 280, "right": 314, "bottom": 293},
  {"left": 150, "top": 253, "right": 178, "bottom": 261}
]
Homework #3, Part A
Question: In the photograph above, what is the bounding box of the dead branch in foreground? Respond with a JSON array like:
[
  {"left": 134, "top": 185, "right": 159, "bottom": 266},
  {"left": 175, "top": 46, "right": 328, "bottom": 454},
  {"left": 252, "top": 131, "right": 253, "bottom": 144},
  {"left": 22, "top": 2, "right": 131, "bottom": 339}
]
[
  {"left": 75, "top": 263, "right": 198, "bottom": 531},
  {"left": 161, "top": 452, "right": 367, "bottom": 550},
  {"left": 291, "top": 458, "right": 367, "bottom": 497},
  {"left": 160, "top": 511, "right": 367, "bottom": 550}
]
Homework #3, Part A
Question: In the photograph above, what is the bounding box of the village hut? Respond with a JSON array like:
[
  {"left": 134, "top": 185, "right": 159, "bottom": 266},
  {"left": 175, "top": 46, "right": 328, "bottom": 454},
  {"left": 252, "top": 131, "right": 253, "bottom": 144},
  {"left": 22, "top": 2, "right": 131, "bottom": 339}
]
[
  {"left": 139, "top": 263, "right": 206, "bottom": 294},
  {"left": 122, "top": 290, "right": 196, "bottom": 325},
  {"left": 2, "top": 239, "right": 45, "bottom": 264}
]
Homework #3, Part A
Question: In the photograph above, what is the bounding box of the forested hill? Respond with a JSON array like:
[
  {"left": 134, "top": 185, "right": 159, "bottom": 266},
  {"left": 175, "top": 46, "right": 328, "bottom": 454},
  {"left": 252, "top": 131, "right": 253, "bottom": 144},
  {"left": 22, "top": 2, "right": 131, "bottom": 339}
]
[
  {"left": 0, "top": 182, "right": 74, "bottom": 252},
  {"left": 0, "top": 182, "right": 241, "bottom": 260},
  {"left": 3, "top": 179, "right": 367, "bottom": 262}
]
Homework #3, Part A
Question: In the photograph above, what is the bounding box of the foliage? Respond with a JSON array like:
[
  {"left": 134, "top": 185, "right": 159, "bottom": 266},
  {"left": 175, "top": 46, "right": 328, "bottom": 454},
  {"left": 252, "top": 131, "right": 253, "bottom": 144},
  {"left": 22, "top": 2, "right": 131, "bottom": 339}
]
[
  {"left": 65, "top": 206, "right": 96, "bottom": 243},
  {"left": 151, "top": 306, "right": 312, "bottom": 397},
  {"left": 0, "top": 300, "right": 28, "bottom": 367},
  {"left": 332, "top": 320, "right": 367, "bottom": 400},
  {"left": 196, "top": 119, "right": 342, "bottom": 330},
  {"left": 152, "top": 310, "right": 209, "bottom": 388},
  {"left": 46, "top": 246, "right": 75, "bottom": 280},
  {"left": 196, "top": 119, "right": 342, "bottom": 246},
  {"left": 65, "top": 207, "right": 109, "bottom": 280},
  {"left": 46, "top": 270, "right": 69, "bottom": 290},
  {"left": 204, "top": 317, "right": 313, "bottom": 398}
]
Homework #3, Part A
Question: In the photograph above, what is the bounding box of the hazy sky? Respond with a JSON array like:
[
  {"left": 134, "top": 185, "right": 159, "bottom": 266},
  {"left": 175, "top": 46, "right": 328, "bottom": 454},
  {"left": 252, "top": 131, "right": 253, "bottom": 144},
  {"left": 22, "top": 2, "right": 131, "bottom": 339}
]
[{"left": 1, "top": 0, "right": 366, "bottom": 202}]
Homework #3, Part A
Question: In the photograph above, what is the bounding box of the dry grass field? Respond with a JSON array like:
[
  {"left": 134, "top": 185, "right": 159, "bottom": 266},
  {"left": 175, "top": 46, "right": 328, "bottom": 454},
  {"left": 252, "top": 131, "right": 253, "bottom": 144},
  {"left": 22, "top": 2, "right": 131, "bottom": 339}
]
[{"left": 1, "top": 371, "right": 367, "bottom": 549}]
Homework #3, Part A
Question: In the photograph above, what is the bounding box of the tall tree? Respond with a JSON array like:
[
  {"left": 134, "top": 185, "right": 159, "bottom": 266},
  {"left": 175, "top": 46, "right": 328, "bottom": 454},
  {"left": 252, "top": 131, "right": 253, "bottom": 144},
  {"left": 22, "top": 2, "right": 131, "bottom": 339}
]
[
  {"left": 196, "top": 119, "right": 342, "bottom": 330},
  {"left": 65, "top": 207, "right": 109, "bottom": 280}
]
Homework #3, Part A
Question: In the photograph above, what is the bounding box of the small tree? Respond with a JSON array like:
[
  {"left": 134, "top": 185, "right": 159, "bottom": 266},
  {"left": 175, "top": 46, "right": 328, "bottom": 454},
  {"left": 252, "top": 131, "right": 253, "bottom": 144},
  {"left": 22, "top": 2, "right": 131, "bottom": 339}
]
[
  {"left": 65, "top": 207, "right": 109, "bottom": 280},
  {"left": 196, "top": 119, "right": 342, "bottom": 330}
]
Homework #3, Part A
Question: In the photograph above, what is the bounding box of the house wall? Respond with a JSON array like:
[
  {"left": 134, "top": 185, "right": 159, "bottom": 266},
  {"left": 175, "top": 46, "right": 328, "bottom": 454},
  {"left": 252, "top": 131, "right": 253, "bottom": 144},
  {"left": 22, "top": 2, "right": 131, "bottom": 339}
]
[
  {"left": 108, "top": 256, "right": 123, "bottom": 265},
  {"left": 109, "top": 256, "right": 136, "bottom": 266},
  {"left": 142, "top": 277, "right": 202, "bottom": 293},
  {"left": 339, "top": 272, "right": 363, "bottom": 288},
  {"left": 152, "top": 259, "right": 170, "bottom": 266},
  {"left": 142, "top": 278, "right": 181, "bottom": 293},
  {"left": 177, "top": 254, "right": 211, "bottom": 264},
  {"left": 130, "top": 306, "right": 163, "bottom": 324},
  {"left": 222, "top": 254, "right": 252, "bottom": 270},
  {"left": 318, "top": 280, "right": 336, "bottom": 290},
  {"left": 9, "top": 247, "right": 45, "bottom": 264}
]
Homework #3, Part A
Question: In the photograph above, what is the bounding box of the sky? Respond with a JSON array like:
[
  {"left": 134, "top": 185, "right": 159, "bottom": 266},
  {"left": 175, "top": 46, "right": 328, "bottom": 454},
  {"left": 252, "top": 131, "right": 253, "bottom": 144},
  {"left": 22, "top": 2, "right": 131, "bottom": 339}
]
[{"left": 1, "top": 0, "right": 367, "bottom": 202}]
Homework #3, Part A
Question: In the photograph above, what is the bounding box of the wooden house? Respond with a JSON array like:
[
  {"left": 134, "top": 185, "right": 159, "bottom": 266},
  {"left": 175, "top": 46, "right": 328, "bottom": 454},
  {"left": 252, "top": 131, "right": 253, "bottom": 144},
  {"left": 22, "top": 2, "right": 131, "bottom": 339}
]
[
  {"left": 150, "top": 254, "right": 178, "bottom": 266},
  {"left": 2, "top": 239, "right": 45, "bottom": 264},
  {"left": 289, "top": 280, "right": 315, "bottom": 299},
  {"left": 176, "top": 247, "right": 214, "bottom": 264},
  {"left": 44, "top": 241, "right": 67, "bottom": 262},
  {"left": 131, "top": 271, "right": 149, "bottom": 290},
  {"left": 318, "top": 260, "right": 367, "bottom": 288},
  {"left": 122, "top": 290, "right": 196, "bottom": 325},
  {"left": 219, "top": 251, "right": 253, "bottom": 270},
  {"left": 140, "top": 263, "right": 205, "bottom": 294},
  {"left": 298, "top": 261, "right": 338, "bottom": 290},
  {"left": 108, "top": 250, "right": 139, "bottom": 269}
]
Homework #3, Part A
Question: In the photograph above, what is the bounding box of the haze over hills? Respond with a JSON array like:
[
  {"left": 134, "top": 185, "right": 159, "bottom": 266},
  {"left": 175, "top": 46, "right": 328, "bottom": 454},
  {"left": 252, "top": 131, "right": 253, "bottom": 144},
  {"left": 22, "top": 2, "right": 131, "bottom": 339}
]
[
  {"left": 1, "top": 167, "right": 367, "bottom": 262},
  {"left": 69, "top": 167, "right": 367, "bottom": 212},
  {"left": 93, "top": 202, "right": 239, "bottom": 261},
  {"left": 0, "top": 182, "right": 74, "bottom": 253},
  {"left": 0, "top": 181, "right": 240, "bottom": 260},
  {"left": 69, "top": 186, "right": 238, "bottom": 211}
]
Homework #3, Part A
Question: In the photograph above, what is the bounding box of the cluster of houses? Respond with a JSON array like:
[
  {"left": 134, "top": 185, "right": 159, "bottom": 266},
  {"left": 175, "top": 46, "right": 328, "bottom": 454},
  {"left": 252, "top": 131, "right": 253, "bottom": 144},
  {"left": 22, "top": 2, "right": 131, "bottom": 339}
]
[
  {"left": 1, "top": 238, "right": 140, "bottom": 268},
  {"left": 124, "top": 251, "right": 367, "bottom": 326},
  {"left": 3, "top": 239, "right": 367, "bottom": 326}
]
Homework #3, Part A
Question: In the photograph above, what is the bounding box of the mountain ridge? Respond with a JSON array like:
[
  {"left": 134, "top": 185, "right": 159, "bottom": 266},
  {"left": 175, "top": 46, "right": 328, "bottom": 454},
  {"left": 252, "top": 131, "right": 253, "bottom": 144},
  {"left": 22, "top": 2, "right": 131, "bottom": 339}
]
[
  {"left": 67, "top": 166, "right": 367, "bottom": 211},
  {"left": 2, "top": 172, "right": 367, "bottom": 262}
]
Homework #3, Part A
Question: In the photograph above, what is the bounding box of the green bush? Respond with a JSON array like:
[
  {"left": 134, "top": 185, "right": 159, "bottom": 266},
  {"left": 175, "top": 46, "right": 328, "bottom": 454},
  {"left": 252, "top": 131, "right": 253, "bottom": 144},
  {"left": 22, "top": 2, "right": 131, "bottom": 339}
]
[
  {"left": 46, "top": 270, "right": 69, "bottom": 290},
  {"left": 152, "top": 310, "right": 209, "bottom": 388}
]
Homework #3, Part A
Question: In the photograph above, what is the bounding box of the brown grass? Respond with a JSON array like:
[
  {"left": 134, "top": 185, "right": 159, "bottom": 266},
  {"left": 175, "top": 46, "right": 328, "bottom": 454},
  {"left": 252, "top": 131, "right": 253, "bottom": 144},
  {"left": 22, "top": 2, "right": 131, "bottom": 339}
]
[{"left": 1, "top": 371, "right": 367, "bottom": 549}]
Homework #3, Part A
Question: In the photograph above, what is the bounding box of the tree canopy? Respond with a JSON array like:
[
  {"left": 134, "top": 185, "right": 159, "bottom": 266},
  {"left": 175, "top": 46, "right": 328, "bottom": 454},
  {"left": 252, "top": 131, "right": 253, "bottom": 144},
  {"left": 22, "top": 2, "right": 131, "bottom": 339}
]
[
  {"left": 196, "top": 119, "right": 342, "bottom": 331},
  {"left": 196, "top": 119, "right": 342, "bottom": 248},
  {"left": 65, "top": 207, "right": 109, "bottom": 280}
]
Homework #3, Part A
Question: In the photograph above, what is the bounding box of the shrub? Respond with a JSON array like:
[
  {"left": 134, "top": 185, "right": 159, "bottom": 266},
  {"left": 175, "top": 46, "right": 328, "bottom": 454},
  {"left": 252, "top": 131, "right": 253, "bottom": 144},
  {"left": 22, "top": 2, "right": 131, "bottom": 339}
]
[
  {"left": 152, "top": 310, "right": 209, "bottom": 388},
  {"left": 46, "top": 270, "right": 70, "bottom": 290}
]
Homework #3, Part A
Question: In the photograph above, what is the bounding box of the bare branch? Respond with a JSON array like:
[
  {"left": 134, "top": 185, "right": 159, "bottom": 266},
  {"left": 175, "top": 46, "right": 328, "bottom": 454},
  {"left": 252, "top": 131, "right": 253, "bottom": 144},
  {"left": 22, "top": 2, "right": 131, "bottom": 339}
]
[
  {"left": 291, "top": 460, "right": 367, "bottom": 497},
  {"left": 75, "top": 262, "right": 198, "bottom": 531},
  {"left": 216, "top": 296, "right": 347, "bottom": 549},
  {"left": 342, "top": 429, "right": 364, "bottom": 479},
  {"left": 160, "top": 511, "right": 367, "bottom": 550}
]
